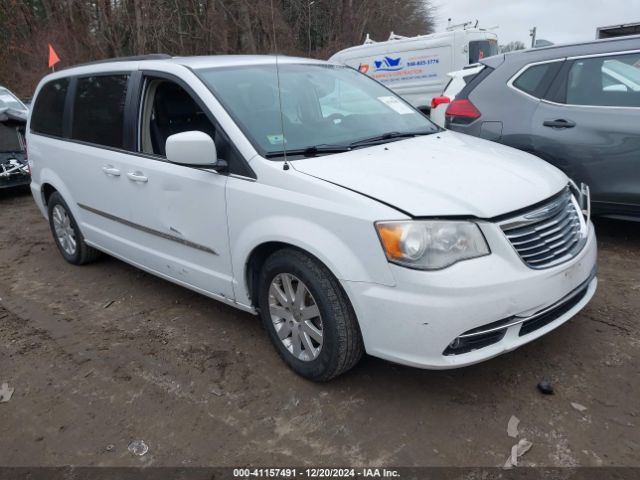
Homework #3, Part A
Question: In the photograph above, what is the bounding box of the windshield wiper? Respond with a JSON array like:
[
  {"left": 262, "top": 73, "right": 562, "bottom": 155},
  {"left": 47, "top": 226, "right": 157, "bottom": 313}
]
[
  {"left": 264, "top": 130, "right": 435, "bottom": 159},
  {"left": 265, "top": 144, "right": 352, "bottom": 159},
  {"left": 349, "top": 130, "right": 435, "bottom": 148}
]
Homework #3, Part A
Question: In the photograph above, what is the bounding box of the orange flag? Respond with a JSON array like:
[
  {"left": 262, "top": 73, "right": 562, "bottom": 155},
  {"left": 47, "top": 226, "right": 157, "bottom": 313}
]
[{"left": 48, "top": 44, "right": 60, "bottom": 69}]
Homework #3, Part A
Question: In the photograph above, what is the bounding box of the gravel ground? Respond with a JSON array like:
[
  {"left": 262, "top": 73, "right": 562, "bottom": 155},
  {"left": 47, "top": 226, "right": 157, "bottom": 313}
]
[{"left": 0, "top": 187, "right": 638, "bottom": 467}]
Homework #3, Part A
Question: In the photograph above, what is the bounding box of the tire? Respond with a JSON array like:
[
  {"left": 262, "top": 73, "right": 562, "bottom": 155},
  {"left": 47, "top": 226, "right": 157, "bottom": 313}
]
[
  {"left": 47, "top": 191, "right": 101, "bottom": 265},
  {"left": 258, "top": 248, "right": 364, "bottom": 381}
]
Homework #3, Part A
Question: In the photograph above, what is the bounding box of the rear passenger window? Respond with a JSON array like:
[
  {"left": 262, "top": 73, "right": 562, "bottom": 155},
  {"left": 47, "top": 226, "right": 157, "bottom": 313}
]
[
  {"left": 513, "top": 64, "right": 553, "bottom": 97},
  {"left": 566, "top": 53, "right": 640, "bottom": 107},
  {"left": 72, "top": 75, "right": 129, "bottom": 148},
  {"left": 31, "top": 79, "right": 69, "bottom": 137}
]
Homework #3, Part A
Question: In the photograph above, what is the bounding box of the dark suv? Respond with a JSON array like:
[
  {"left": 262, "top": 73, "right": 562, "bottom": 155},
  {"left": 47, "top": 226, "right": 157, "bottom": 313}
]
[
  {"left": 446, "top": 35, "right": 640, "bottom": 221},
  {"left": 0, "top": 86, "right": 29, "bottom": 189}
]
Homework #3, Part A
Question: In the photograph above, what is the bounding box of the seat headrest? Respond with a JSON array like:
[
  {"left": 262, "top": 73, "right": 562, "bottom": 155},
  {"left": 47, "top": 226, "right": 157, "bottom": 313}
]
[
  {"left": 163, "top": 95, "right": 198, "bottom": 118},
  {"left": 154, "top": 83, "right": 199, "bottom": 123}
]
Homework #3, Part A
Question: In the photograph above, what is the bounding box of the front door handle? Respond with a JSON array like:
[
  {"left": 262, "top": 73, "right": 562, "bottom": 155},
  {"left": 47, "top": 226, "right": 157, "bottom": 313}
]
[
  {"left": 102, "top": 165, "right": 121, "bottom": 176},
  {"left": 126, "top": 171, "right": 148, "bottom": 183},
  {"left": 543, "top": 119, "right": 576, "bottom": 129}
]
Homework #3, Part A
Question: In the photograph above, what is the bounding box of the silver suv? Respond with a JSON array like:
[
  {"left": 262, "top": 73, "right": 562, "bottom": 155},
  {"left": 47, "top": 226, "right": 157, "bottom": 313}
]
[{"left": 445, "top": 35, "right": 640, "bottom": 221}]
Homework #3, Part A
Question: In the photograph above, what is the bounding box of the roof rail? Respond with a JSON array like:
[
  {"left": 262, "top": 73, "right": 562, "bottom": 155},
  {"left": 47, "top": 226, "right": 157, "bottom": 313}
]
[
  {"left": 446, "top": 19, "right": 478, "bottom": 31},
  {"left": 509, "top": 33, "right": 640, "bottom": 55},
  {"left": 363, "top": 33, "right": 376, "bottom": 45},
  {"left": 64, "top": 54, "right": 172, "bottom": 69},
  {"left": 388, "top": 31, "right": 407, "bottom": 41}
]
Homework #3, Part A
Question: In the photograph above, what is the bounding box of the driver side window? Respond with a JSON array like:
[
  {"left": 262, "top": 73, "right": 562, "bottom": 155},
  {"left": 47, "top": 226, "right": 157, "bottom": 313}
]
[{"left": 139, "top": 78, "right": 217, "bottom": 157}]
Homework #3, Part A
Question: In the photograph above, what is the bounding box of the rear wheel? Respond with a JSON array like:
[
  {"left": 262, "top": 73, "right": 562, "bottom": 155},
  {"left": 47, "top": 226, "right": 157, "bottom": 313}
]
[
  {"left": 258, "top": 248, "right": 363, "bottom": 381},
  {"left": 47, "top": 192, "right": 101, "bottom": 265}
]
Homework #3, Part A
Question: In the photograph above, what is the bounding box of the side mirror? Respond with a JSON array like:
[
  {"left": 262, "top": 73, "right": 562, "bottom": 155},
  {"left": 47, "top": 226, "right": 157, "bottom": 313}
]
[{"left": 166, "top": 131, "right": 225, "bottom": 169}]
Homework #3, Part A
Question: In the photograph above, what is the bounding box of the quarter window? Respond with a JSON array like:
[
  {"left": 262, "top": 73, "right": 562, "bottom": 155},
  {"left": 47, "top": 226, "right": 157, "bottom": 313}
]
[
  {"left": 513, "top": 63, "right": 554, "bottom": 97},
  {"left": 31, "top": 79, "right": 69, "bottom": 137},
  {"left": 566, "top": 53, "right": 640, "bottom": 107},
  {"left": 72, "top": 75, "right": 129, "bottom": 148}
]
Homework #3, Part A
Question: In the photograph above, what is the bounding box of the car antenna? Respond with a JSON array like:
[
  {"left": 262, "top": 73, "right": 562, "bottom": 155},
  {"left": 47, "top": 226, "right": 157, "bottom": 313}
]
[{"left": 270, "top": 0, "right": 289, "bottom": 171}]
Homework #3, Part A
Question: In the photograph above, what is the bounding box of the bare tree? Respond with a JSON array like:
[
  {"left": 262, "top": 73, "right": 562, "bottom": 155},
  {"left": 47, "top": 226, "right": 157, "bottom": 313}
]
[
  {"left": 0, "top": 0, "right": 435, "bottom": 97},
  {"left": 500, "top": 40, "right": 526, "bottom": 53}
]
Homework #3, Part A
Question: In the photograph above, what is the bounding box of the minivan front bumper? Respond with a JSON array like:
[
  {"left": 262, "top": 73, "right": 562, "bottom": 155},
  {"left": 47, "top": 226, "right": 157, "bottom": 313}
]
[{"left": 342, "top": 222, "right": 597, "bottom": 369}]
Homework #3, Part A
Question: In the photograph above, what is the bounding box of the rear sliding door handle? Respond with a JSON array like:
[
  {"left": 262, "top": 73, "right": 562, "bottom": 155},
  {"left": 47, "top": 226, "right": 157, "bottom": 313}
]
[
  {"left": 102, "top": 165, "right": 121, "bottom": 176},
  {"left": 126, "top": 171, "right": 148, "bottom": 183},
  {"left": 543, "top": 119, "right": 576, "bottom": 128}
]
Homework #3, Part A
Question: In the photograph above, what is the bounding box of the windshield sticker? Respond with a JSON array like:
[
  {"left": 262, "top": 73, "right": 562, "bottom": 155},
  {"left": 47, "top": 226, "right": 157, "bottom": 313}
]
[
  {"left": 267, "top": 134, "right": 285, "bottom": 145},
  {"left": 377, "top": 96, "right": 415, "bottom": 115}
]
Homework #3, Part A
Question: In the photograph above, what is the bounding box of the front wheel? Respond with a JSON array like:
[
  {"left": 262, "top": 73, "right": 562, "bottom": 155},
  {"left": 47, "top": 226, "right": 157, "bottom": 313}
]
[{"left": 258, "top": 248, "right": 364, "bottom": 381}]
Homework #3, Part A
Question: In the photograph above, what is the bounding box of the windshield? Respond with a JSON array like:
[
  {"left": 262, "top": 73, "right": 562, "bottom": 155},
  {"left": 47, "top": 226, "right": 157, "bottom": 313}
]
[{"left": 195, "top": 63, "right": 438, "bottom": 158}]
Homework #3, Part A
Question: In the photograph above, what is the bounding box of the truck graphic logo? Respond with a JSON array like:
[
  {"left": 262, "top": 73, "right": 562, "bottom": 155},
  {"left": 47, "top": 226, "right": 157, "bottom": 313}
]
[{"left": 373, "top": 56, "right": 403, "bottom": 72}]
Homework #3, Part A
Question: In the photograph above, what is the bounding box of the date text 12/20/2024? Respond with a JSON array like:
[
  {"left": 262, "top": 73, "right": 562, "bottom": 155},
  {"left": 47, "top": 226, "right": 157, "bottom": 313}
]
[{"left": 233, "top": 468, "right": 400, "bottom": 478}]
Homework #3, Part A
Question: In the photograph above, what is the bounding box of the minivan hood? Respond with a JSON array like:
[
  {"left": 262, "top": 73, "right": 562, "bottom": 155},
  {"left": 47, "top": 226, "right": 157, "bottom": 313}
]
[{"left": 291, "top": 131, "right": 567, "bottom": 218}]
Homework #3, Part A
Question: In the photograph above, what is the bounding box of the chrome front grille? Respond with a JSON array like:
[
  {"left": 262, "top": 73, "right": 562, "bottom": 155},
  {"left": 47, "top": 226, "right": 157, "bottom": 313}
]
[{"left": 499, "top": 188, "right": 588, "bottom": 269}]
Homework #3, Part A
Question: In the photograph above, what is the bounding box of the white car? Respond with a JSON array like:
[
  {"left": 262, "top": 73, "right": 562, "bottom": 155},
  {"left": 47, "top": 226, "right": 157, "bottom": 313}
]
[
  {"left": 0, "top": 86, "right": 29, "bottom": 121},
  {"left": 429, "top": 65, "right": 484, "bottom": 127},
  {"left": 27, "top": 55, "right": 597, "bottom": 380}
]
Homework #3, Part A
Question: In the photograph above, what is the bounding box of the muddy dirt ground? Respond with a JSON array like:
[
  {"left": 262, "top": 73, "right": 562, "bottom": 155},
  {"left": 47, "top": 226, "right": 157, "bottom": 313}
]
[{"left": 0, "top": 187, "right": 638, "bottom": 467}]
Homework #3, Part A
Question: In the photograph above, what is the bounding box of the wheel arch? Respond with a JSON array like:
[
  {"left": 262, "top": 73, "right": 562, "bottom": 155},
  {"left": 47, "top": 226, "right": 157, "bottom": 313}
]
[
  {"left": 245, "top": 241, "right": 336, "bottom": 309},
  {"left": 233, "top": 214, "right": 396, "bottom": 306},
  {"left": 245, "top": 241, "right": 365, "bottom": 351},
  {"left": 36, "top": 168, "right": 80, "bottom": 220},
  {"left": 41, "top": 182, "right": 57, "bottom": 206}
]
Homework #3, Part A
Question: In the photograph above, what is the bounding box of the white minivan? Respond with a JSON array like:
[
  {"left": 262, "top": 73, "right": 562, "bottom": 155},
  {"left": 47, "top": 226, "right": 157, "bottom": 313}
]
[
  {"left": 329, "top": 29, "right": 498, "bottom": 112},
  {"left": 28, "top": 55, "right": 597, "bottom": 381}
]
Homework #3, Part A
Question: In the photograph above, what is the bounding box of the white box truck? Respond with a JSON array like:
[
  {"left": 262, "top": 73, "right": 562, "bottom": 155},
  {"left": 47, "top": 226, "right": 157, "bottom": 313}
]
[{"left": 329, "top": 28, "right": 498, "bottom": 113}]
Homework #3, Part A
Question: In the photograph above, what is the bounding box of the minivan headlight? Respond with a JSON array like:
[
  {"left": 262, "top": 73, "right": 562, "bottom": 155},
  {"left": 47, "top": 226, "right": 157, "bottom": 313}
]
[{"left": 375, "top": 221, "right": 490, "bottom": 270}]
